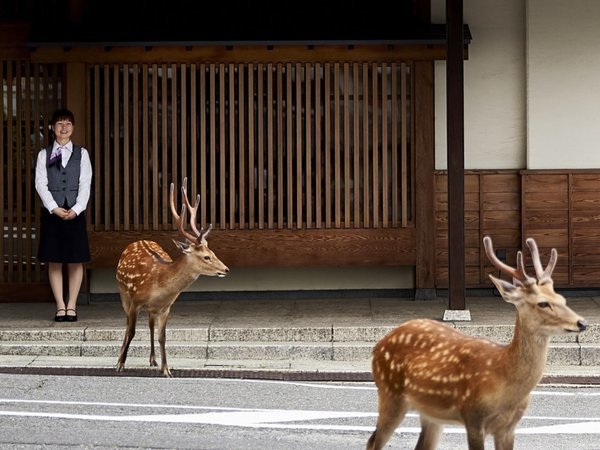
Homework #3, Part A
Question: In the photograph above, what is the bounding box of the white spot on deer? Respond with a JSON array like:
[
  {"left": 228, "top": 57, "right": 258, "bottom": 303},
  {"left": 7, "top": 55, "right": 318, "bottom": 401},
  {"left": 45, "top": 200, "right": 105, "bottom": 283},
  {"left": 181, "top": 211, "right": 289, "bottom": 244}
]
[{"left": 384, "top": 351, "right": 391, "bottom": 361}]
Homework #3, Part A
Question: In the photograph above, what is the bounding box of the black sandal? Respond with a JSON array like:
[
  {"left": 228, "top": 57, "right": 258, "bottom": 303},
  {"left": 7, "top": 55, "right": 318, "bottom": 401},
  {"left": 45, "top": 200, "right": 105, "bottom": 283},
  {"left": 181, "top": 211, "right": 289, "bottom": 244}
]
[
  {"left": 65, "top": 308, "right": 78, "bottom": 322},
  {"left": 54, "top": 308, "right": 66, "bottom": 322}
]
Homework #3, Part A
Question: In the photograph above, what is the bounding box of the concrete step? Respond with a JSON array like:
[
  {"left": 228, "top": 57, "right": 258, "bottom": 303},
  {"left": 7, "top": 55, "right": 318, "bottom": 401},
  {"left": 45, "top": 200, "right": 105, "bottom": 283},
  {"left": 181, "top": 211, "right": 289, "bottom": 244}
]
[
  {"left": 1, "top": 323, "right": 598, "bottom": 368},
  {"left": 1, "top": 340, "right": 598, "bottom": 366},
  {"left": 0, "top": 323, "right": 598, "bottom": 343}
]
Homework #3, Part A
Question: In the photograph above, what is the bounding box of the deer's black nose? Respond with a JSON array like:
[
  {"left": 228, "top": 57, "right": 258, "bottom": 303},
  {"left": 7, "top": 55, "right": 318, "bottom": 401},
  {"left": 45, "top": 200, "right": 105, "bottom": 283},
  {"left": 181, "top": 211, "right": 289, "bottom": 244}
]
[{"left": 577, "top": 319, "right": 587, "bottom": 332}]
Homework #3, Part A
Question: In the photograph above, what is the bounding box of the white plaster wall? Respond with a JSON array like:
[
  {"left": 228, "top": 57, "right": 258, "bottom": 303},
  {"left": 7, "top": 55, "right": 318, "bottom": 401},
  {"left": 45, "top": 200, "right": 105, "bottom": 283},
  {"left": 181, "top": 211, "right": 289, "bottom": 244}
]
[
  {"left": 527, "top": 0, "right": 600, "bottom": 169},
  {"left": 433, "top": 0, "right": 526, "bottom": 169}
]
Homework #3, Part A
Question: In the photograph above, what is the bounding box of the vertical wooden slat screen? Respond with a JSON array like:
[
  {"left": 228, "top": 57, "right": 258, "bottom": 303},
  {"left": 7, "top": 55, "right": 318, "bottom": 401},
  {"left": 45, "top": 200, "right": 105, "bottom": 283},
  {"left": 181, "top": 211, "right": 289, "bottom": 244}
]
[
  {"left": 305, "top": 63, "right": 313, "bottom": 229},
  {"left": 84, "top": 62, "right": 413, "bottom": 233},
  {"left": 362, "top": 63, "right": 370, "bottom": 228},
  {"left": 333, "top": 63, "right": 341, "bottom": 228},
  {"left": 401, "top": 62, "right": 408, "bottom": 228},
  {"left": 247, "top": 64, "right": 255, "bottom": 230},
  {"left": 315, "top": 63, "right": 322, "bottom": 229},
  {"left": 324, "top": 63, "right": 332, "bottom": 228},
  {"left": 381, "top": 63, "right": 389, "bottom": 228},
  {"left": 371, "top": 63, "right": 380, "bottom": 228},
  {"left": 285, "top": 63, "right": 292, "bottom": 229},
  {"left": 122, "top": 64, "right": 130, "bottom": 231},
  {"left": 1, "top": 60, "right": 63, "bottom": 284},
  {"left": 343, "top": 63, "right": 351, "bottom": 228},
  {"left": 132, "top": 64, "right": 140, "bottom": 230},
  {"left": 102, "top": 65, "right": 111, "bottom": 228},
  {"left": 199, "top": 65, "right": 207, "bottom": 227},
  {"left": 238, "top": 65, "right": 245, "bottom": 229},
  {"left": 275, "top": 65, "right": 283, "bottom": 228},
  {"left": 161, "top": 64, "right": 169, "bottom": 229},
  {"left": 295, "top": 63, "right": 303, "bottom": 230}
]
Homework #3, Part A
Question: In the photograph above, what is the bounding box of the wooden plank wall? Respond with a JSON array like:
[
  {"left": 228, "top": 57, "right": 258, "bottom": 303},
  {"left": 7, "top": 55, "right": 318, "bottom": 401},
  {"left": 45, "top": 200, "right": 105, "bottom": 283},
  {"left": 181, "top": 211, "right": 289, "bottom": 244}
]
[
  {"left": 435, "top": 171, "right": 521, "bottom": 288},
  {"left": 522, "top": 172, "right": 569, "bottom": 285},
  {"left": 522, "top": 171, "right": 600, "bottom": 287},
  {"left": 435, "top": 169, "right": 600, "bottom": 289}
]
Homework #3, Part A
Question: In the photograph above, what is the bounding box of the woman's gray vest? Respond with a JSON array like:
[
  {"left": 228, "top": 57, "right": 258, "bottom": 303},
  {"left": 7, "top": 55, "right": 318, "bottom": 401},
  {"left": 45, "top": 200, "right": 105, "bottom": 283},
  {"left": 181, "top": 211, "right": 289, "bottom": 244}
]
[{"left": 45, "top": 145, "right": 82, "bottom": 208}]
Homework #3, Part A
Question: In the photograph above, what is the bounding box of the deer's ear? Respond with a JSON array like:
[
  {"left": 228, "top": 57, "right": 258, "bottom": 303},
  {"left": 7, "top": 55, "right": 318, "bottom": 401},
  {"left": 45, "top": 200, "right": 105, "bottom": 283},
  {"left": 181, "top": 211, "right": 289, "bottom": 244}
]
[
  {"left": 172, "top": 239, "right": 192, "bottom": 254},
  {"left": 489, "top": 274, "right": 520, "bottom": 303}
]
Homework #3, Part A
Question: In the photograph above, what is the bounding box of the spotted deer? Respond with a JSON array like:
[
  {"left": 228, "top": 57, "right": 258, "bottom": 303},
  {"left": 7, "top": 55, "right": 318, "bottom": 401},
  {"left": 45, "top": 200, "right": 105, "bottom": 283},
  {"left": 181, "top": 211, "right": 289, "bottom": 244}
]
[
  {"left": 116, "top": 177, "right": 229, "bottom": 377},
  {"left": 367, "top": 236, "right": 587, "bottom": 450}
]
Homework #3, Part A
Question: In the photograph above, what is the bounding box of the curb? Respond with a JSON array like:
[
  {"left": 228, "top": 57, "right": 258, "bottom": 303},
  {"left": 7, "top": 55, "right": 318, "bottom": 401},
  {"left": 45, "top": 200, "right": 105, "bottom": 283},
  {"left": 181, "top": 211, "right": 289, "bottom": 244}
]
[{"left": 0, "top": 366, "right": 598, "bottom": 384}]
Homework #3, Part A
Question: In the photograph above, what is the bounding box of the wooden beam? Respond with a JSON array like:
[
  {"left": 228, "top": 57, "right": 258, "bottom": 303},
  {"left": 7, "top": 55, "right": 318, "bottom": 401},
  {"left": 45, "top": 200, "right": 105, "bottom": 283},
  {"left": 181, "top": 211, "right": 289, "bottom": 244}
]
[
  {"left": 29, "top": 44, "right": 452, "bottom": 64},
  {"left": 414, "top": 61, "right": 436, "bottom": 298},
  {"left": 446, "top": 0, "right": 466, "bottom": 309},
  {"left": 88, "top": 228, "right": 417, "bottom": 269}
]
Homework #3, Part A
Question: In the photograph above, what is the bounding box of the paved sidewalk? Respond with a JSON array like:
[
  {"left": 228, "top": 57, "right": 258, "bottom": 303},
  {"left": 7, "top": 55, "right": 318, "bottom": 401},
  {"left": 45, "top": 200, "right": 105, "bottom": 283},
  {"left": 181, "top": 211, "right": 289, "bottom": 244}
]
[{"left": 0, "top": 295, "right": 598, "bottom": 383}]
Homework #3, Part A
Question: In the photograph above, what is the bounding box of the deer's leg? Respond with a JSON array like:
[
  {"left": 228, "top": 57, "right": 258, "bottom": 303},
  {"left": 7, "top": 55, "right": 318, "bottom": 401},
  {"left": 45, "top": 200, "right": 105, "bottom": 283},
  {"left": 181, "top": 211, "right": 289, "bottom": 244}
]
[
  {"left": 465, "top": 425, "right": 485, "bottom": 450},
  {"left": 415, "top": 416, "right": 443, "bottom": 450},
  {"left": 366, "top": 394, "right": 408, "bottom": 450},
  {"left": 493, "top": 398, "right": 526, "bottom": 450},
  {"left": 117, "top": 302, "right": 138, "bottom": 372},
  {"left": 156, "top": 307, "right": 172, "bottom": 377},
  {"left": 493, "top": 431, "right": 515, "bottom": 450},
  {"left": 148, "top": 313, "right": 158, "bottom": 367}
]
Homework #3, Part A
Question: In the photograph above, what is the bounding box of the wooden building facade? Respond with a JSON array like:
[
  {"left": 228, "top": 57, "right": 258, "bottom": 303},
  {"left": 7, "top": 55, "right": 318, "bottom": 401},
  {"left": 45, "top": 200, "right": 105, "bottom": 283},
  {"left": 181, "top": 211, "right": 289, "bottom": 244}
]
[{"left": 3, "top": 1, "right": 600, "bottom": 302}]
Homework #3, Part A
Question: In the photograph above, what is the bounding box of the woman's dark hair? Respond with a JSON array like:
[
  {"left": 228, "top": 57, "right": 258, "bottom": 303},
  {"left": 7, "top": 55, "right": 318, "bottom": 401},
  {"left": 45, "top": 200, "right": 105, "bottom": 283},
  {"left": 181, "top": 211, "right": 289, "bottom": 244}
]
[{"left": 51, "top": 108, "right": 75, "bottom": 126}]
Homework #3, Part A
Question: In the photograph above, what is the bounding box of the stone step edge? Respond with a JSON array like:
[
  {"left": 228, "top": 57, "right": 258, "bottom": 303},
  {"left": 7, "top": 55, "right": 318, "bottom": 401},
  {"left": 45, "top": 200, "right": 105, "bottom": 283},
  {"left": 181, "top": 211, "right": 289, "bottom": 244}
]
[
  {"left": 0, "top": 341, "right": 596, "bottom": 348},
  {"left": 0, "top": 342, "right": 597, "bottom": 365},
  {"left": 0, "top": 331, "right": 595, "bottom": 344},
  {"left": 0, "top": 358, "right": 597, "bottom": 384}
]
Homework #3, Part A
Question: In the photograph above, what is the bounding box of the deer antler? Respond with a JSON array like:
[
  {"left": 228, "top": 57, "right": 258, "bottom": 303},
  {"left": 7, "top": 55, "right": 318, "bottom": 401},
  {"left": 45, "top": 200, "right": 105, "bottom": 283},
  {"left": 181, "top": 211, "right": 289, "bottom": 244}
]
[
  {"left": 198, "top": 224, "right": 212, "bottom": 242},
  {"left": 179, "top": 177, "right": 201, "bottom": 238},
  {"left": 170, "top": 177, "right": 213, "bottom": 244},
  {"left": 526, "top": 237, "right": 557, "bottom": 284},
  {"left": 169, "top": 181, "right": 198, "bottom": 243},
  {"left": 483, "top": 235, "right": 535, "bottom": 286}
]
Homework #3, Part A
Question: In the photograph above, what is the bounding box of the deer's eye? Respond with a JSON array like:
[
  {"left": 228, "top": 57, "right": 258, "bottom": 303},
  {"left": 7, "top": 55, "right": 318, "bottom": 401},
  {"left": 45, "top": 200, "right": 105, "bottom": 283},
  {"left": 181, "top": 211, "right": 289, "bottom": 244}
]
[
  {"left": 538, "top": 301, "right": 550, "bottom": 308},
  {"left": 203, "top": 255, "right": 211, "bottom": 261}
]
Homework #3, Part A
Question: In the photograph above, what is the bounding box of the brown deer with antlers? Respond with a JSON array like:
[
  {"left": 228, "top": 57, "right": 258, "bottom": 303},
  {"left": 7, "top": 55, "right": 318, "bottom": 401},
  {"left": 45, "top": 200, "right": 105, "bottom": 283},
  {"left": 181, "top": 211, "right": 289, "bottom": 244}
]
[
  {"left": 367, "top": 236, "right": 586, "bottom": 450},
  {"left": 116, "top": 177, "right": 229, "bottom": 377}
]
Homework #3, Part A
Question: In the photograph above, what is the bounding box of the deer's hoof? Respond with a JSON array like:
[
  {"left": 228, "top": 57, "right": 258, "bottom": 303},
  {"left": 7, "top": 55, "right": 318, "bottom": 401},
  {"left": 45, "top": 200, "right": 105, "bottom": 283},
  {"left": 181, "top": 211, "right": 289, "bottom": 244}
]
[{"left": 161, "top": 367, "right": 173, "bottom": 378}]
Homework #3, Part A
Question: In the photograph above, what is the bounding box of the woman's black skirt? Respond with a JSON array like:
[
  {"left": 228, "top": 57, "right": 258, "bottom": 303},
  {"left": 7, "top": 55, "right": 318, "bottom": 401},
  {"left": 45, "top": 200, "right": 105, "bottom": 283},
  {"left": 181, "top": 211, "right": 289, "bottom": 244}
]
[{"left": 38, "top": 207, "right": 91, "bottom": 263}]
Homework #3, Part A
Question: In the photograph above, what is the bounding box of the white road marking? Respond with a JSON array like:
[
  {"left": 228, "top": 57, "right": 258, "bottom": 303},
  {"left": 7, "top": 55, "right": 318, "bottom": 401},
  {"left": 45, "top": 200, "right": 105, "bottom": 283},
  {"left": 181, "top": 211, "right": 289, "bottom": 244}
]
[
  {"left": 0, "top": 399, "right": 599, "bottom": 435},
  {"left": 0, "top": 408, "right": 598, "bottom": 434},
  {"left": 0, "top": 381, "right": 598, "bottom": 435}
]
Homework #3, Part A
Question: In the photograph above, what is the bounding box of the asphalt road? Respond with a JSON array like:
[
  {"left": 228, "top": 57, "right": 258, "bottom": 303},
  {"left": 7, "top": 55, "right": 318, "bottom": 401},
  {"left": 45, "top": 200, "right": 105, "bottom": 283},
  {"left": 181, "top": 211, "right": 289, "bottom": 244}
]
[{"left": 0, "top": 374, "right": 598, "bottom": 449}]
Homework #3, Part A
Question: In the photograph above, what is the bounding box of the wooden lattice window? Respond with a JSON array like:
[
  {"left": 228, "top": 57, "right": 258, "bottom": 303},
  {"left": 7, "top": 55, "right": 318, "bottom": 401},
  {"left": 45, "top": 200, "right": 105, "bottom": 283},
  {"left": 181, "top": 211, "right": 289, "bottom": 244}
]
[{"left": 87, "top": 61, "right": 414, "bottom": 232}]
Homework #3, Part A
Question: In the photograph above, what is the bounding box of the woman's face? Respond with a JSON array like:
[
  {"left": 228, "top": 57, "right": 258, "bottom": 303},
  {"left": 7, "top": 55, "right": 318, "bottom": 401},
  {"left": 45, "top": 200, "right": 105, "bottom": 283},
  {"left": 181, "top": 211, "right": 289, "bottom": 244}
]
[{"left": 53, "top": 119, "right": 74, "bottom": 143}]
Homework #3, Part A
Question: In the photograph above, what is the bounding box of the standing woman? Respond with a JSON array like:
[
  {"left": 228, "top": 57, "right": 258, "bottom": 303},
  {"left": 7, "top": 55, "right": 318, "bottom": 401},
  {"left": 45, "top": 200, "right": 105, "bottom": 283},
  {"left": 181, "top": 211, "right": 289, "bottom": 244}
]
[{"left": 35, "top": 108, "right": 93, "bottom": 322}]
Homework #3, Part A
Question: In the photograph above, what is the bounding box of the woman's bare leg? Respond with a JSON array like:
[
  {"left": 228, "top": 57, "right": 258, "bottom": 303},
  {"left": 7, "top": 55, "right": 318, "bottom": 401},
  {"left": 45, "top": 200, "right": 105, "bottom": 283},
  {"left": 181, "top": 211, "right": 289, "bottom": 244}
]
[
  {"left": 48, "top": 262, "right": 65, "bottom": 316},
  {"left": 66, "top": 263, "right": 84, "bottom": 315}
]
